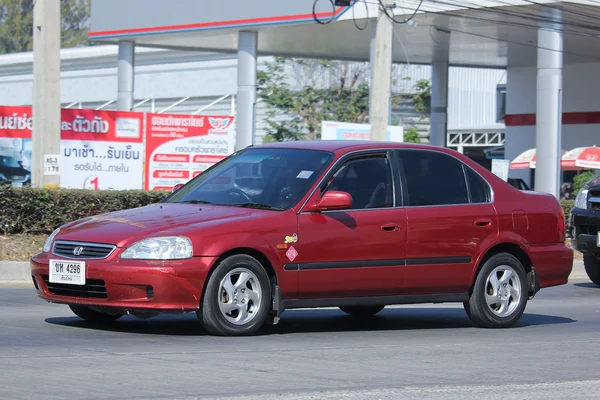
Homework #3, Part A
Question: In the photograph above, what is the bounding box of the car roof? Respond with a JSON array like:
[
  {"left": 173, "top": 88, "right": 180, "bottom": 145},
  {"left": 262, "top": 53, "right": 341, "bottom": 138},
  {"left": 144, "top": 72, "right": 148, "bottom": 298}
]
[{"left": 253, "top": 140, "right": 450, "bottom": 155}]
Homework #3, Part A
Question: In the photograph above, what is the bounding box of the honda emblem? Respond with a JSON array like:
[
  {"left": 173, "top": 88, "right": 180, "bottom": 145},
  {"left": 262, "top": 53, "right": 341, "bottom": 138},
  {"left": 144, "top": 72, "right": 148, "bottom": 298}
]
[{"left": 73, "top": 246, "right": 84, "bottom": 256}]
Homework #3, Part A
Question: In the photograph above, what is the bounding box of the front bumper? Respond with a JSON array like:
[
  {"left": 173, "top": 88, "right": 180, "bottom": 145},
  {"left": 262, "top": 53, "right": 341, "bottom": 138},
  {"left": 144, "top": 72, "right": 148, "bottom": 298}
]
[
  {"left": 31, "top": 252, "right": 217, "bottom": 313},
  {"left": 569, "top": 207, "right": 600, "bottom": 254}
]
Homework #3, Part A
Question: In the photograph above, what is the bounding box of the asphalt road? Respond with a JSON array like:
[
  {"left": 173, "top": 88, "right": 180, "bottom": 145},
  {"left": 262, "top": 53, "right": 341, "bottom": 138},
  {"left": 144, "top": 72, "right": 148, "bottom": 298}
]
[{"left": 1, "top": 282, "right": 600, "bottom": 400}]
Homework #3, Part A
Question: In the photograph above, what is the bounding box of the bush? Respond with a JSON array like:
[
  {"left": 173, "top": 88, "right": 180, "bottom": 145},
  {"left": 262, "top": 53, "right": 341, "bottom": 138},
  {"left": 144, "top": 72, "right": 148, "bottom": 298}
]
[
  {"left": 573, "top": 171, "right": 596, "bottom": 194},
  {"left": 0, "top": 187, "right": 580, "bottom": 235},
  {"left": 0, "top": 186, "right": 169, "bottom": 235},
  {"left": 561, "top": 200, "right": 574, "bottom": 222}
]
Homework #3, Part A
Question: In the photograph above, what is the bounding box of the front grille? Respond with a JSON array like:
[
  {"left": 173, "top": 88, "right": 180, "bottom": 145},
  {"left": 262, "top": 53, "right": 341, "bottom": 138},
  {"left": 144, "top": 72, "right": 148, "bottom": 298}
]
[
  {"left": 580, "top": 225, "right": 600, "bottom": 236},
  {"left": 52, "top": 241, "right": 116, "bottom": 259},
  {"left": 41, "top": 274, "right": 108, "bottom": 299}
]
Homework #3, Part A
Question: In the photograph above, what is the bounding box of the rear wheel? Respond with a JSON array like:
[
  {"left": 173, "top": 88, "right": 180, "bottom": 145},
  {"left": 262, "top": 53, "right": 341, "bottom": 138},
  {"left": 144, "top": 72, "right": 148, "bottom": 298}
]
[
  {"left": 339, "top": 305, "right": 385, "bottom": 317},
  {"left": 69, "top": 305, "right": 122, "bottom": 323},
  {"left": 198, "top": 255, "right": 271, "bottom": 336},
  {"left": 464, "top": 253, "right": 528, "bottom": 328},
  {"left": 584, "top": 255, "right": 600, "bottom": 286}
]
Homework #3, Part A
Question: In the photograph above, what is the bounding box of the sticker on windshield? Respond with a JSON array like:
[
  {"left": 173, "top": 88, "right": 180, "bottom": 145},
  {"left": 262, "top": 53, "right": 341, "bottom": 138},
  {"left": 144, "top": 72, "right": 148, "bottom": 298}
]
[{"left": 296, "top": 170, "right": 314, "bottom": 179}]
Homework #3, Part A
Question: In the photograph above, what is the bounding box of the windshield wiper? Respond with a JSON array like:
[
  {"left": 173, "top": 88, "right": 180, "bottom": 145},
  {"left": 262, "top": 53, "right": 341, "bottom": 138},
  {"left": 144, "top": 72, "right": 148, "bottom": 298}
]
[
  {"left": 175, "top": 200, "right": 213, "bottom": 204},
  {"left": 230, "top": 202, "right": 284, "bottom": 211}
]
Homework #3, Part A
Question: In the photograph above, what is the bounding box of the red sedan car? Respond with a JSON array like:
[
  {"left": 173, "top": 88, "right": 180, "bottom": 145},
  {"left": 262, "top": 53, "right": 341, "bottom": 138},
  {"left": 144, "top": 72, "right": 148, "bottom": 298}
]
[{"left": 31, "top": 141, "right": 573, "bottom": 336}]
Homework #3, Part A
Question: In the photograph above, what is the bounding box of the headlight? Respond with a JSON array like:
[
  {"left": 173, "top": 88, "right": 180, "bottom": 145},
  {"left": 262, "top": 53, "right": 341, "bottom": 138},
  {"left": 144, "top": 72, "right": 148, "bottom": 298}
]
[
  {"left": 575, "top": 188, "right": 589, "bottom": 210},
  {"left": 575, "top": 189, "right": 589, "bottom": 209},
  {"left": 43, "top": 228, "right": 61, "bottom": 252},
  {"left": 120, "top": 236, "right": 193, "bottom": 260}
]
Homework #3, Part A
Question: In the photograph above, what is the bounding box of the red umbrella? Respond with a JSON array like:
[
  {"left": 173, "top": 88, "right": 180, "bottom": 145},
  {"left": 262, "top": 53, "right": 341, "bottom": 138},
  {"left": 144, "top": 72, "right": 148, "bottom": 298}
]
[
  {"left": 510, "top": 148, "right": 568, "bottom": 170},
  {"left": 510, "top": 148, "right": 536, "bottom": 169},
  {"left": 561, "top": 146, "right": 600, "bottom": 170}
]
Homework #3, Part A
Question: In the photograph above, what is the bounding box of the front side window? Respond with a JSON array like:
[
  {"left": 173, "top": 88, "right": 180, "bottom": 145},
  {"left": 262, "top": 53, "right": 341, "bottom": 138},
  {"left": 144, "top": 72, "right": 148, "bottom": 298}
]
[
  {"left": 398, "top": 150, "right": 469, "bottom": 206},
  {"left": 166, "top": 148, "right": 333, "bottom": 210},
  {"left": 322, "top": 155, "right": 393, "bottom": 210}
]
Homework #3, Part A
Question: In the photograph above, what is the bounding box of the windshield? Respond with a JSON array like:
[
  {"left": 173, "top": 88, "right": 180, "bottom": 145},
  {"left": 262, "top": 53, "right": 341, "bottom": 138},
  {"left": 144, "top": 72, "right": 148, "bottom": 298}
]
[
  {"left": 165, "top": 148, "right": 334, "bottom": 210},
  {"left": 0, "top": 156, "right": 21, "bottom": 168}
]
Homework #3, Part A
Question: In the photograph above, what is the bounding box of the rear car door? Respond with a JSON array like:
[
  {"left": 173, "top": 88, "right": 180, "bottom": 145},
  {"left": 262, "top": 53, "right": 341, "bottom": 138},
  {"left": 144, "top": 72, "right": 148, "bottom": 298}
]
[
  {"left": 295, "top": 151, "right": 408, "bottom": 298},
  {"left": 395, "top": 149, "right": 498, "bottom": 294}
]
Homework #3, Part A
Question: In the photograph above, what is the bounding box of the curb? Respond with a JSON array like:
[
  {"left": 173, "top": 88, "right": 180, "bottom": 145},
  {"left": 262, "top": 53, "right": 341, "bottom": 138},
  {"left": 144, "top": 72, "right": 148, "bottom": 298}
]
[
  {"left": 0, "top": 260, "right": 590, "bottom": 286},
  {"left": 0, "top": 261, "right": 33, "bottom": 285}
]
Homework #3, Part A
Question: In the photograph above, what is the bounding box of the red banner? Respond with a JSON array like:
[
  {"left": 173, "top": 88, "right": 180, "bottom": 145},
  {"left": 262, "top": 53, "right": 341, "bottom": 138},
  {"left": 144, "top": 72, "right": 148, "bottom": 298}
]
[
  {"left": 60, "top": 109, "right": 143, "bottom": 143},
  {"left": 0, "top": 106, "right": 33, "bottom": 138}
]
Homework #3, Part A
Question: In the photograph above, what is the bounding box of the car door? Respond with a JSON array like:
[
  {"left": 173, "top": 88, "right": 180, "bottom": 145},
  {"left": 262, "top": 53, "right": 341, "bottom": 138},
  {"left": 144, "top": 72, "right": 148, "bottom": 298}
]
[
  {"left": 294, "top": 151, "right": 408, "bottom": 299},
  {"left": 395, "top": 149, "right": 498, "bottom": 294}
]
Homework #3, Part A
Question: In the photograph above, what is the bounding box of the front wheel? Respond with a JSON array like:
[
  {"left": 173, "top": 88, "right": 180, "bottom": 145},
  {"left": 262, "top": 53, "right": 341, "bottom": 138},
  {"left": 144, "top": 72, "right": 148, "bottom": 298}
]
[
  {"left": 198, "top": 255, "right": 272, "bottom": 336},
  {"left": 584, "top": 255, "right": 600, "bottom": 286},
  {"left": 69, "top": 305, "right": 123, "bottom": 323},
  {"left": 339, "top": 305, "right": 385, "bottom": 317},
  {"left": 464, "top": 253, "right": 528, "bottom": 328}
]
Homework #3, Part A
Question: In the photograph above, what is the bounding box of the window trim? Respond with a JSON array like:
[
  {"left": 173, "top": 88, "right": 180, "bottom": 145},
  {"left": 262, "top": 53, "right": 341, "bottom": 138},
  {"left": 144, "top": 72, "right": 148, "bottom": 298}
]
[
  {"left": 298, "top": 150, "right": 398, "bottom": 214},
  {"left": 394, "top": 148, "right": 494, "bottom": 209},
  {"left": 463, "top": 164, "right": 492, "bottom": 204}
]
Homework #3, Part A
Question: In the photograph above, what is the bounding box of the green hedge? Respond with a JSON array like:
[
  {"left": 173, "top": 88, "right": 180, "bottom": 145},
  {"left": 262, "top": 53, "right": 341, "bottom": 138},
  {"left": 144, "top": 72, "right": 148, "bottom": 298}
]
[
  {"left": 0, "top": 186, "right": 169, "bottom": 235},
  {"left": 560, "top": 200, "right": 574, "bottom": 222},
  {"left": 0, "top": 186, "right": 579, "bottom": 235}
]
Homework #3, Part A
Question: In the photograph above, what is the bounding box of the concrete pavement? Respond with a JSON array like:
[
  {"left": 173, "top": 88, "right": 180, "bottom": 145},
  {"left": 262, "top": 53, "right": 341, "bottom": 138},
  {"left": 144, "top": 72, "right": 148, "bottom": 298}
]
[
  {"left": 1, "top": 283, "right": 600, "bottom": 399},
  {"left": 0, "top": 259, "right": 590, "bottom": 285}
]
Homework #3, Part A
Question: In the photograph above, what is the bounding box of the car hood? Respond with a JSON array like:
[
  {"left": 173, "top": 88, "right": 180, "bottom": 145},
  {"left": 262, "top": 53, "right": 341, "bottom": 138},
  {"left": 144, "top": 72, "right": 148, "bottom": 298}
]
[{"left": 56, "top": 203, "right": 264, "bottom": 247}]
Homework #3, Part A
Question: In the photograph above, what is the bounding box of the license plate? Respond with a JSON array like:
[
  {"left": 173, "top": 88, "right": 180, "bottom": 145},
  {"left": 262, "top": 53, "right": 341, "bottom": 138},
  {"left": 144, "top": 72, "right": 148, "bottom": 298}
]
[{"left": 49, "top": 260, "right": 86, "bottom": 285}]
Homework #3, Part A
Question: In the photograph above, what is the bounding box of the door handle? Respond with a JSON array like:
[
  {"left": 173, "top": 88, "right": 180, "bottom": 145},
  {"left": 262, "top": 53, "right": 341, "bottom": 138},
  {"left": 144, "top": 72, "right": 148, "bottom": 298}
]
[
  {"left": 381, "top": 223, "right": 400, "bottom": 232},
  {"left": 474, "top": 218, "right": 491, "bottom": 227}
]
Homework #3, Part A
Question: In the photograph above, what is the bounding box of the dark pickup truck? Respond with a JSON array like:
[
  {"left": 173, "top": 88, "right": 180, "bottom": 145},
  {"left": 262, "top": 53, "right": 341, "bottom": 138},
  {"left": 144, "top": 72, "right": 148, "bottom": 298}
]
[{"left": 569, "top": 175, "right": 600, "bottom": 285}]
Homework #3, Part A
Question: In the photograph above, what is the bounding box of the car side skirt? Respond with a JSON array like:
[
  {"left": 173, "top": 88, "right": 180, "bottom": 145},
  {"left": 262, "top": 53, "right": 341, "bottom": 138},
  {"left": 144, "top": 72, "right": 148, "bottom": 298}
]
[{"left": 283, "top": 292, "right": 469, "bottom": 310}]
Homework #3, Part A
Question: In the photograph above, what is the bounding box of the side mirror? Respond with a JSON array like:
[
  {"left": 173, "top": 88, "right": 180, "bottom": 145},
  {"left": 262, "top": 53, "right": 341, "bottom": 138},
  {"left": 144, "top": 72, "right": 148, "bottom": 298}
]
[
  {"left": 304, "top": 190, "right": 352, "bottom": 212},
  {"left": 172, "top": 183, "right": 184, "bottom": 193}
]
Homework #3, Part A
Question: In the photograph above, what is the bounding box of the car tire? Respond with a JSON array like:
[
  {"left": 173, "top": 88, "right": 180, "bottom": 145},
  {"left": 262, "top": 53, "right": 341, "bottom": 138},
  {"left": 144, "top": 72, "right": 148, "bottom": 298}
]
[
  {"left": 69, "top": 305, "right": 123, "bottom": 323},
  {"left": 339, "top": 305, "right": 385, "bottom": 317},
  {"left": 583, "top": 255, "right": 600, "bottom": 286},
  {"left": 464, "top": 253, "right": 528, "bottom": 329},
  {"left": 198, "top": 254, "right": 272, "bottom": 336}
]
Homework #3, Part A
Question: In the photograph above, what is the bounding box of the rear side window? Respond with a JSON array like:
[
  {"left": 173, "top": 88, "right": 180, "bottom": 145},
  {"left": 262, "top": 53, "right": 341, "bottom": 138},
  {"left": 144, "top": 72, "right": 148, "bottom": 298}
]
[
  {"left": 397, "top": 150, "right": 469, "bottom": 206},
  {"left": 465, "top": 167, "right": 491, "bottom": 203}
]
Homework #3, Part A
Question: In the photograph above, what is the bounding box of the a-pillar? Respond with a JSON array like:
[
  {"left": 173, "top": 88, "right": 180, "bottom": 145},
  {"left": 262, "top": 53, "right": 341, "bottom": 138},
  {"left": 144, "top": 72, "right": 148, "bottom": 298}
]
[
  {"left": 236, "top": 31, "right": 257, "bottom": 151},
  {"left": 534, "top": 9, "right": 563, "bottom": 198},
  {"left": 430, "top": 27, "right": 450, "bottom": 147},
  {"left": 117, "top": 40, "right": 135, "bottom": 111}
]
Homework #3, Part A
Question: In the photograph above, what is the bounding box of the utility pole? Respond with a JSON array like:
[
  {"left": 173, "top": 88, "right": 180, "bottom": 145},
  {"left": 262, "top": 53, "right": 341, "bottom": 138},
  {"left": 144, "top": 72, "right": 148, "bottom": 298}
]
[
  {"left": 32, "top": 0, "right": 61, "bottom": 188},
  {"left": 370, "top": 0, "right": 393, "bottom": 142}
]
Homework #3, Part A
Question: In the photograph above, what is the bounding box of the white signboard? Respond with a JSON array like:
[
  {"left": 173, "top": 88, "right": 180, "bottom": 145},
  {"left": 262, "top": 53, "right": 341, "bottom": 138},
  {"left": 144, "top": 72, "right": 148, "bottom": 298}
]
[
  {"left": 43, "top": 154, "right": 60, "bottom": 175},
  {"left": 492, "top": 159, "right": 510, "bottom": 182},
  {"left": 321, "top": 121, "right": 404, "bottom": 142}
]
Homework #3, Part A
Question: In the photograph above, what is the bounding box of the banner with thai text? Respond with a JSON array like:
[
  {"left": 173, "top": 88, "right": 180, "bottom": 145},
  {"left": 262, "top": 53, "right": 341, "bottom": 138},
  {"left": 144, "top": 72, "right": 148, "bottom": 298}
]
[
  {"left": 0, "top": 106, "right": 144, "bottom": 189},
  {"left": 144, "top": 113, "right": 235, "bottom": 190},
  {"left": 60, "top": 109, "right": 144, "bottom": 190},
  {"left": 0, "top": 106, "right": 33, "bottom": 187}
]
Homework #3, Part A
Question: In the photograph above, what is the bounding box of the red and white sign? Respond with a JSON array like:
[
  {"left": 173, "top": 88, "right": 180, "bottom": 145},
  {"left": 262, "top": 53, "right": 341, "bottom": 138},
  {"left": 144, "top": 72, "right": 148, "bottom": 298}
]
[
  {"left": 0, "top": 106, "right": 144, "bottom": 190},
  {"left": 60, "top": 109, "right": 144, "bottom": 190},
  {"left": 144, "top": 113, "right": 235, "bottom": 190}
]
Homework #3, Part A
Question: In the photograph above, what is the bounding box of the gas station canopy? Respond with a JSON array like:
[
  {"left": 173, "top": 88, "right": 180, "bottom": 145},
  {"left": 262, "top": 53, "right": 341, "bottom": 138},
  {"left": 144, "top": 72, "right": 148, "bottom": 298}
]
[{"left": 90, "top": 0, "right": 600, "bottom": 67}]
